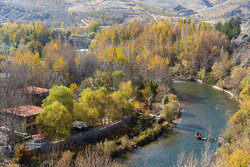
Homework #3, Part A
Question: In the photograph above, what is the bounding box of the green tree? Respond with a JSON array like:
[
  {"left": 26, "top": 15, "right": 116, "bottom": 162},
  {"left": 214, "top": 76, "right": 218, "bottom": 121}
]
[
  {"left": 88, "top": 22, "right": 100, "bottom": 33},
  {"left": 215, "top": 17, "right": 241, "bottom": 39},
  {"left": 36, "top": 101, "right": 72, "bottom": 140},
  {"left": 27, "top": 41, "right": 43, "bottom": 55},
  {"left": 94, "top": 71, "right": 112, "bottom": 91},
  {"left": 112, "top": 70, "right": 124, "bottom": 89},
  {"left": 42, "top": 85, "right": 74, "bottom": 113},
  {"left": 78, "top": 88, "right": 108, "bottom": 124},
  {"left": 110, "top": 81, "right": 135, "bottom": 120}
]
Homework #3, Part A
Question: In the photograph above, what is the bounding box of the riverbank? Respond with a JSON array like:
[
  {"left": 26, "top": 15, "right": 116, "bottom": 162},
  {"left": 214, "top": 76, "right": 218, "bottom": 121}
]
[
  {"left": 120, "top": 80, "right": 239, "bottom": 167},
  {"left": 91, "top": 93, "right": 183, "bottom": 159},
  {"left": 195, "top": 79, "right": 240, "bottom": 103},
  {"left": 174, "top": 77, "right": 240, "bottom": 103},
  {"left": 105, "top": 106, "right": 182, "bottom": 158}
]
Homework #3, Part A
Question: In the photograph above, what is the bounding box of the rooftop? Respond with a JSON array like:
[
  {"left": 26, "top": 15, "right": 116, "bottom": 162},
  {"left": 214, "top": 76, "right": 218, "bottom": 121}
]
[
  {"left": 20, "top": 86, "right": 49, "bottom": 95},
  {"left": 3, "top": 105, "right": 42, "bottom": 117},
  {"left": 32, "top": 134, "right": 45, "bottom": 140}
]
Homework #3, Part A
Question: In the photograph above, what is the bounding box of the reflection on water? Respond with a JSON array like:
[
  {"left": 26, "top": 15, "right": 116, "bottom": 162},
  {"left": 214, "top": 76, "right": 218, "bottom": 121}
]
[{"left": 119, "top": 81, "right": 238, "bottom": 167}]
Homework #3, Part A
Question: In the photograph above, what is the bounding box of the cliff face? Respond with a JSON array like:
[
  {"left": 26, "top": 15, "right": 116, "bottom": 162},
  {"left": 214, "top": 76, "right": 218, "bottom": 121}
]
[{"left": 231, "top": 21, "right": 250, "bottom": 69}]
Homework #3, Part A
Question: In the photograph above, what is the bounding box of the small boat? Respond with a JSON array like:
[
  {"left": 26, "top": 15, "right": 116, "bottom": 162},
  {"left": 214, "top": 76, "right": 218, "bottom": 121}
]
[
  {"left": 196, "top": 133, "right": 216, "bottom": 141},
  {"left": 201, "top": 137, "right": 216, "bottom": 141}
]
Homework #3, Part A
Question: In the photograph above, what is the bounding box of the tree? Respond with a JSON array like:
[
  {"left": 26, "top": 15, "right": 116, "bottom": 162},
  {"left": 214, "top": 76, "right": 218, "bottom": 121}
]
[
  {"left": 94, "top": 71, "right": 112, "bottom": 91},
  {"left": 27, "top": 41, "right": 43, "bottom": 55},
  {"left": 88, "top": 22, "right": 99, "bottom": 33},
  {"left": 75, "top": 145, "right": 113, "bottom": 167},
  {"left": 42, "top": 85, "right": 74, "bottom": 113},
  {"left": 160, "top": 94, "right": 179, "bottom": 122},
  {"left": 13, "top": 143, "right": 32, "bottom": 165},
  {"left": 0, "top": 54, "right": 5, "bottom": 71},
  {"left": 78, "top": 88, "right": 108, "bottom": 124},
  {"left": 0, "top": 64, "right": 29, "bottom": 152},
  {"left": 112, "top": 70, "right": 124, "bottom": 90},
  {"left": 230, "top": 67, "right": 247, "bottom": 90},
  {"left": 215, "top": 17, "right": 241, "bottom": 39},
  {"left": 36, "top": 101, "right": 72, "bottom": 140},
  {"left": 43, "top": 40, "right": 78, "bottom": 85},
  {"left": 229, "top": 149, "right": 250, "bottom": 167},
  {"left": 109, "top": 81, "right": 135, "bottom": 120},
  {"left": 56, "top": 150, "right": 73, "bottom": 167},
  {"left": 239, "top": 76, "right": 250, "bottom": 100}
]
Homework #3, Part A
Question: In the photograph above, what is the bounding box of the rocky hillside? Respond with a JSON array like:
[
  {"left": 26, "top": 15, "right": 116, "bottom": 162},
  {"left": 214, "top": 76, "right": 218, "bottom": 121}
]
[{"left": 231, "top": 21, "right": 250, "bottom": 69}]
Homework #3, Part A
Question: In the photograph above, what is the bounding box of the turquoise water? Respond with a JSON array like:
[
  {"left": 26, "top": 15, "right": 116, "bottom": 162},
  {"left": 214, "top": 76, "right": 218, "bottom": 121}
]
[{"left": 120, "top": 81, "right": 238, "bottom": 167}]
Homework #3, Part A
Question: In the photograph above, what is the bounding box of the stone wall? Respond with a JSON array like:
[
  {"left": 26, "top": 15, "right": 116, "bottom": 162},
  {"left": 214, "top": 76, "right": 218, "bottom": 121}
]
[{"left": 29, "top": 116, "right": 131, "bottom": 154}]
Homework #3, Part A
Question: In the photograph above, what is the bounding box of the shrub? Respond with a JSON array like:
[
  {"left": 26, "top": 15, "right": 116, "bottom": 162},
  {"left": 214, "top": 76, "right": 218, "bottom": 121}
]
[
  {"left": 75, "top": 145, "right": 113, "bottom": 167},
  {"left": 161, "top": 101, "right": 179, "bottom": 122},
  {"left": 120, "top": 135, "right": 130, "bottom": 148},
  {"left": 153, "top": 124, "right": 161, "bottom": 134},
  {"left": 13, "top": 143, "right": 32, "bottom": 165},
  {"left": 167, "top": 94, "right": 178, "bottom": 102},
  {"left": 56, "top": 150, "right": 74, "bottom": 167},
  {"left": 97, "top": 139, "right": 117, "bottom": 155},
  {"left": 229, "top": 149, "right": 250, "bottom": 167},
  {"left": 203, "top": 72, "right": 217, "bottom": 85},
  {"left": 161, "top": 95, "right": 169, "bottom": 105},
  {"left": 197, "top": 68, "right": 206, "bottom": 80},
  {"left": 162, "top": 121, "right": 169, "bottom": 127}
]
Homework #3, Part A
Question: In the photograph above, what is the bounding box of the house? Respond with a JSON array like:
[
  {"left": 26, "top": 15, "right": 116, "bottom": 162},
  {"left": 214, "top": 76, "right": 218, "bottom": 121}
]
[
  {"left": 1, "top": 105, "right": 43, "bottom": 135},
  {"left": 0, "top": 86, "right": 49, "bottom": 106},
  {"left": 19, "top": 86, "right": 49, "bottom": 106},
  {"left": 25, "top": 134, "right": 47, "bottom": 150}
]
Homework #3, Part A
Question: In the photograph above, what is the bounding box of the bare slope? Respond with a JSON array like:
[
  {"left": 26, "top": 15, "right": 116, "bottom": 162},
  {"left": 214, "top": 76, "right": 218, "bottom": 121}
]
[
  {"left": 195, "top": 0, "right": 250, "bottom": 23},
  {"left": 1, "top": 0, "right": 249, "bottom": 26}
]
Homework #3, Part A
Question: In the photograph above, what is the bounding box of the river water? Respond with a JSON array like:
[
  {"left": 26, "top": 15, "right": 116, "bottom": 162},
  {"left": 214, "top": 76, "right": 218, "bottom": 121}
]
[{"left": 119, "top": 81, "right": 238, "bottom": 167}]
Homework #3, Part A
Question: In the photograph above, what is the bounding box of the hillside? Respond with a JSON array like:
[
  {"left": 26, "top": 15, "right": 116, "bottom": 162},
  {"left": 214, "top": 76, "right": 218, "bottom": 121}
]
[
  {"left": 195, "top": 0, "right": 250, "bottom": 23},
  {"left": 0, "top": 0, "right": 175, "bottom": 27},
  {"left": 0, "top": 0, "right": 249, "bottom": 27},
  {"left": 231, "top": 21, "right": 250, "bottom": 68}
]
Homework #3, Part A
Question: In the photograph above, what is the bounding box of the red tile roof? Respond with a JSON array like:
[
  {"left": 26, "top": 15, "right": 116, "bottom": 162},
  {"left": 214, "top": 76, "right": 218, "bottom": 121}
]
[
  {"left": 20, "top": 86, "right": 49, "bottom": 95},
  {"left": 3, "top": 105, "right": 42, "bottom": 117},
  {"left": 32, "top": 134, "right": 45, "bottom": 140}
]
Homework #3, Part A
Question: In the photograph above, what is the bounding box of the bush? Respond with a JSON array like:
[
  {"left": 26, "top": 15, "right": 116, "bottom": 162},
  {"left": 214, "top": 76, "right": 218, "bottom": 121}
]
[
  {"left": 203, "top": 72, "right": 217, "bottom": 85},
  {"left": 13, "top": 143, "right": 32, "bottom": 165},
  {"left": 56, "top": 150, "right": 74, "bottom": 167},
  {"left": 97, "top": 139, "right": 117, "bottom": 155},
  {"left": 167, "top": 94, "right": 178, "bottom": 102},
  {"left": 162, "top": 121, "right": 169, "bottom": 127},
  {"left": 153, "top": 124, "right": 161, "bottom": 134},
  {"left": 120, "top": 135, "right": 130, "bottom": 148},
  {"left": 197, "top": 68, "right": 206, "bottom": 80},
  {"left": 161, "top": 94, "right": 169, "bottom": 105},
  {"left": 229, "top": 149, "right": 250, "bottom": 167},
  {"left": 161, "top": 100, "right": 179, "bottom": 122}
]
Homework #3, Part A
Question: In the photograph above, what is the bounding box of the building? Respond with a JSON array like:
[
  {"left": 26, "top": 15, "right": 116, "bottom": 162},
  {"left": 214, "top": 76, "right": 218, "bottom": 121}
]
[
  {"left": 1, "top": 105, "right": 43, "bottom": 134},
  {"left": 19, "top": 86, "right": 49, "bottom": 106}
]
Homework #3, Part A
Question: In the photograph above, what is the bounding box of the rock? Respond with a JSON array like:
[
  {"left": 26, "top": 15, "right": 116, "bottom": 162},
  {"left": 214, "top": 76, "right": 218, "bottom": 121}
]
[
  {"left": 218, "top": 136, "right": 227, "bottom": 147},
  {"left": 231, "top": 21, "right": 250, "bottom": 69}
]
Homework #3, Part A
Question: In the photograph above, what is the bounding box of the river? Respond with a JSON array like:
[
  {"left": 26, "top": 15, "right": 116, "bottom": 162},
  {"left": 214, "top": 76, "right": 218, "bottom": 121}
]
[{"left": 119, "top": 81, "right": 238, "bottom": 167}]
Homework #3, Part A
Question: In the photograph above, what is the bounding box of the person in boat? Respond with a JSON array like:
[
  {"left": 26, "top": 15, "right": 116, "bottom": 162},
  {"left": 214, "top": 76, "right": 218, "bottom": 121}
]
[{"left": 196, "top": 132, "right": 202, "bottom": 139}]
